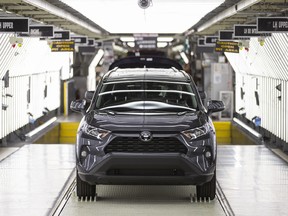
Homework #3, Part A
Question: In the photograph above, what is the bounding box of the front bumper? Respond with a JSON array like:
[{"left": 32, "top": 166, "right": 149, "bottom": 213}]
[{"left": 77, "top": 152, "right": 215, "bottom": 185}]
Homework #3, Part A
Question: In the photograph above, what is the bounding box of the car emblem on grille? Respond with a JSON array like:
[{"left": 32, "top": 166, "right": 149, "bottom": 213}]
[{"left": 140, "top": 131, "right": 152, "bottom": 142}]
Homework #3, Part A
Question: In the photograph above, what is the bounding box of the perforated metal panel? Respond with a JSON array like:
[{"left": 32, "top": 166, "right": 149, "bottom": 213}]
[
  {"left": 226, "top": 33, "right": 288, "bottom": 143},
  {"left": 0, "top": 35, "right": 73, "bottom": 139}
]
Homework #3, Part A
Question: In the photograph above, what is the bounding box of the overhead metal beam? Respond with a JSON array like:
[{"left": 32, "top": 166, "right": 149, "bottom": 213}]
[
  {"left": 7, "top": 5, "right": 35, "bottom": 10},
  {"left": 19, "top": 10, "right": 48, "bottom": 14},
  {"left": 250, "top": 4, "right": 283, "bottom": 10},
  {"left": 197, "top": 0, "right": 261, "bottom": 33},
  {"left": 0, "top": 0, "right": 22, "bottom": 3},
  {"left": 223, "top": 17, "right": 248, "bottom": 21},
  {"left": 33, "top": 14, "right": 56, "bottom": 18},
  {"left": 42, "top": 18, "right": 65, "bottom": 22},
  {"left": 22, "top": 0, "right": 102, "bottom": 35},
  {"left": 60, "top": 24, "right": 82, "bottom": 30}
]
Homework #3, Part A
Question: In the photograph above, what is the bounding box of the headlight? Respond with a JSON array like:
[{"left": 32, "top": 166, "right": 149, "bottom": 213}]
[
  {"left": 82, "top": 122, "right": 110, "bottom": 140},
  {"left": 181, "top": 124, "right": 209, "bottom": 140}
]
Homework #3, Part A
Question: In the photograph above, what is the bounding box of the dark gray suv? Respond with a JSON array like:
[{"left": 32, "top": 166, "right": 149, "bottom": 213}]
[{"left": 71, "top": 57, "right": 224, "bottom": 200}]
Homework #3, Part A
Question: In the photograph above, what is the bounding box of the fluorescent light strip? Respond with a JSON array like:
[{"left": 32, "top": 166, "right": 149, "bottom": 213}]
[
  {"left": 157, "top": 37, "right": 174, "bottom": 42},
  {"left": 26, "top": 117, "right": 57, "bottom": 138},
  {"left": 120, "top": 37, "right": 135, "bottom": 42},
  {"left": 233, "top": 117, "right": 262, "bottom": 139},
  {"left": 172, "top": 44, "right": 184, "bottom": 52},
  {"left": 157, "top": 42, "right": 168, "bottom": 48},
  {"left": 180, "top": 52, "right": 189, "bottom": 64},
  {"left": 127, "top": 42, "right": 135, "bottom": 47}
]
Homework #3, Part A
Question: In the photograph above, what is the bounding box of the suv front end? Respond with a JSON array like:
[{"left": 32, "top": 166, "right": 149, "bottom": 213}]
[{"left": 71, "top": 66, "right": 224, "bottom": 200}]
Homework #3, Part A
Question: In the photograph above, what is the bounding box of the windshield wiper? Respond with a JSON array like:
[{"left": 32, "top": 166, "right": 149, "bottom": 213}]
[
  {"left": 177, "top": 110, "right": 196, "bottom": 116},
  {"left": 98, "top": 109, "right": 116, "bottom": 116},
  {"left": 177, "top": 111, "right": 187, "bottom": 116}
]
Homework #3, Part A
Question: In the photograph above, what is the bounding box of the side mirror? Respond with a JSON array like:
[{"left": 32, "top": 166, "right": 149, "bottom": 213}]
[
  {"left": 207, "top": 100, "right": 225, "bottom": 114},
  {"left": 70, "top": 99, "right": 87, "bottom": 113},
  {"left": 85, "top": 91, "right": 95, "bottom": 101}
]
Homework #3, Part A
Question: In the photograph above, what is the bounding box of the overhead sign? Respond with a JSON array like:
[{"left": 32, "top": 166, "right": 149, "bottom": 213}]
[
  {"left": 219, "top": 30, "right": 246, "bottom": 41},
  {"left": 219, "top": 30, "right": 234, "bottom": 40},
  {"left": 234, "top": 24, "right": 271, "bottom": 37},
  {"left": 95, "top": 41, "right": 103, "bottom": 48},
  {"left": 20, "top": 25, "right": 54, "bottom": 37},
  {"left": 30, "top": 25, "right": 53, "bottom": 37},
  {"left": 134, "top": 33, "right": 158, "bottom": 49},
  {"left": 0, "top": 18, "right": 29, "bottom": 33},
  {"left": 135, "top": 37, "right": 157, "bottom": 49},
  {"left": 51, "top": 41, "right": 74, "bottom": 52},
  {"left": 51, "top": 30, "right": 70, "bottom": 40},
  {"left": 215, "top": 41, "right": 239, "bottom": 53},
  {"left": 88, "top": 39, "right": 95, "bottom": 46},
  {"left": 71, "top": 36, "right": 88, "bottom": 44},
  {"left": 257, "top": 17, "right": 288, "bottom": 32},
  {"left": 197, "top": 38, "right": 205, "bottom": 46},
  {"left": 205, "top": 36, "right": 218, "bottom": 46}
]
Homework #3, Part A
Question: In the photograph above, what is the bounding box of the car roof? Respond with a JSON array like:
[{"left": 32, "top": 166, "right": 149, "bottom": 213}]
[
  {"left": 108, "top": 56, "right": 183, "bottom": 71},
  {"left": 103, "top": 68, "right": 191, "bottom": 83}
]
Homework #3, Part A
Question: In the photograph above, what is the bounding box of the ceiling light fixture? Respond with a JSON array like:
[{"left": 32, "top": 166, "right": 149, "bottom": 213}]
[
  {"left": 180, "top": 52, "right": 189, "bottom": 64},
  {"left": 157, "top": 42, "right": 168, "bottom": 48},
  {"left": 171, "top": 44, "right": 184, "bottom": 52},
  {"left": 157, "top": 37, "right": 174, "bottom": 42},
  {"left": 127, "top": 42, "right": 135, "bottom": 48},
  {"left": 120, "top": 37, "right": 135, "bottom": 42}
]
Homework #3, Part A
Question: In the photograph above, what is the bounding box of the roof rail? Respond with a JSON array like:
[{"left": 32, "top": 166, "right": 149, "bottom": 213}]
[
  {"left": 103, "top": 67, "right": 118, "bottom": 81},
  {"left": 108, "top": 56, "right": 183, "bottom": 70},
  {"left": 180, "top": 70, "right": 191, "bottom": 81},
  {"left": 171, "top": 67, "right": 179, "bottom": 72}
]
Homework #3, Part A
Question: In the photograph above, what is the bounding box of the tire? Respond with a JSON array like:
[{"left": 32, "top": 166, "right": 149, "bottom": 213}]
[
  {"left": 196, "top": 171, "right": 216, "bottom": 200},
  {"left": 76, "top": 171, "right": 96, "bottom": 198}
]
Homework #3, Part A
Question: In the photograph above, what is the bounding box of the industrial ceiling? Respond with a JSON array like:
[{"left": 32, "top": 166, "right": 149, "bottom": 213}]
[{"left": 0, "top": 0, "right": 287, "bottom": 41}]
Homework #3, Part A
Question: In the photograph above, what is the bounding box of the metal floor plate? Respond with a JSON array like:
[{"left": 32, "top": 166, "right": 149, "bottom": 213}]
[
  {"left": 0, "top": 144, "right": 75, "bottom": 216},
  {"left": 61, "top": 185, "right": 225, "bottom": 216},
  {"left": 0, "top": 144, "right": 288, "bottom": 216}
]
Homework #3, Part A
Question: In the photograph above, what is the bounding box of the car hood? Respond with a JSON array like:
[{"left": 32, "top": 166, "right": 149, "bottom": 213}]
[{"left": 86, "top": 110, "right": 207, "bottom": 132}]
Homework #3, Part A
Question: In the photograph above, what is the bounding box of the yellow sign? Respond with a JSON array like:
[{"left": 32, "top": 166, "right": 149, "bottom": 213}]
[
  {"left": 51, "top": 41, "right": 74, "bottom": 52},
  {"left": 215, "top": 41, "right": 239, "bottom": 53}
]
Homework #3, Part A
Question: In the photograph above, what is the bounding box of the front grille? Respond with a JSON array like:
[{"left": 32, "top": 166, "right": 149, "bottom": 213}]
[
  {"left": 107, "top": 169, "right": 185, "bottom": 176},
  {"left": 104, "top": 137, "right": 187, "bottom": 154}
]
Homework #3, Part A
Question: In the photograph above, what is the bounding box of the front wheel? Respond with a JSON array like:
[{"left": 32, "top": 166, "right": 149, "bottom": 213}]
[
  {"left": 76, "top": 171, "right": 96, "bottom": 198},
  {"left": 196, "top": 171, "right": 216, "bottom": 200}
]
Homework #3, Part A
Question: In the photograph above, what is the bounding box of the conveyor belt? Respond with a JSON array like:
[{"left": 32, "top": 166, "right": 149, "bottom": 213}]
[
  {"left": 49, "top": 176, "right": 235, "bottom": 216},
  {"left": 51, "top": 178, "right": 233, "bottom": 216},
  {"left": 52, "top": 146, "right": 288, "bottom": 216}
]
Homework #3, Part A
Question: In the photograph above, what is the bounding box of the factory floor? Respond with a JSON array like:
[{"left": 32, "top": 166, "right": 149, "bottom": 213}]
[{"left": 0, "top": 116, "right": 287, "bottom": 216}]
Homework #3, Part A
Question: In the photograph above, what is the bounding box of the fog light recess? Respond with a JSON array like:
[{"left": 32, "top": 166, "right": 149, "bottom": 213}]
[
  {"left": 205, "top": 151, "right": 212, "bottom": 158},
  {"left": 81, "top": 150, "right": 87, "bottom": 158}
]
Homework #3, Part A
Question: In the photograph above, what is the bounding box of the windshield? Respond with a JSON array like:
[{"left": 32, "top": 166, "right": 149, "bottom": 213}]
[{"left": 95, "top": 80, "right": 198, "bottom": 112}]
